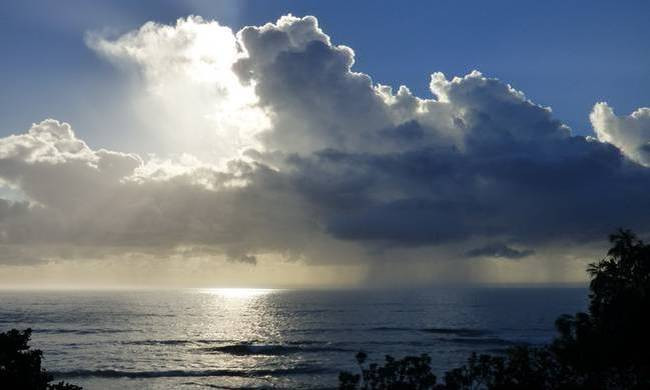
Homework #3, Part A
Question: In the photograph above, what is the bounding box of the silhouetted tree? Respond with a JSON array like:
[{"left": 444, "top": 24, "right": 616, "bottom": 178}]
[
  {"left": 551, "top": 229, "right": 650, "bottom": 388},
  {"left": 0, "top": 328, "right": 82, "bottom": 390},
  {"left": 442, "top": 346, "right": 582, "bottom": 390},
  {"left": 339, "top": 351, "right": 438, "bottom": 389},
  {"left": 340, "top": 229, "right": 650, "bottom": 389}
]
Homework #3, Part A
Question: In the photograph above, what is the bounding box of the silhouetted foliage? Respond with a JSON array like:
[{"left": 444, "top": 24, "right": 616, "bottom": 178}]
[
  {"left": 442, "top": 346, "right": 581, "bottom": 390},
  {"left": 550, "top": 228, "right": 650, "bottom": 388},
  {"left": 340, "top": 229, "right": 650, "bottom": 389},
  {"left": 339, "top": 351, "right": 438, "bottom": 389},
  {"left": 0, "top": 328, "right": 82, "bottom": 390}
]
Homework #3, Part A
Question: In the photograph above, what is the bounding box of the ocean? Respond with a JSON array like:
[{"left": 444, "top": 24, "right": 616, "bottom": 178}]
[{"left": 0, "top": 287, "right": 587, "bottom": 389}]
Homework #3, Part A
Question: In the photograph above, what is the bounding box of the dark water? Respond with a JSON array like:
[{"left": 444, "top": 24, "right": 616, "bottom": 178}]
[{"left": 0, "top": 287, "right": 587, "bottom": 389}]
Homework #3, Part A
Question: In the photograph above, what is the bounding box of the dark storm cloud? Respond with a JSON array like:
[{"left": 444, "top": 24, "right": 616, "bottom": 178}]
[
  {"left": 281, "top": 138, "right": 650, "bottom": 248},
  {"left": 465, "top": 244, "right": 535, "bottom": 260}
]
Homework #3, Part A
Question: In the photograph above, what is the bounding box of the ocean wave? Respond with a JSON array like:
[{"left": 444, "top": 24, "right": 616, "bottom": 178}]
[
  {"left": 200, "top": 343, "right": 353, "bottom": 356},
  {"left": 121, "top": 339, "right": 235, "bottom": 346},
  {"left": 341, "top": 337, "right": 522, "bottom": 348},
  {"left": 368, "top": 326, "right": 414, "bottom": 332},
  {"left": 288, "top": 326, "right": 490, "bottom": 336},
  {"left": 180, "top": 382, "right": 335, "bottom": 390},
  {"left": 51, "top": 366, "right": 334, "bottom": 379},
  {"left": 33, "top": 328, "right": 133, "bottom": 335},
  {"left": 286, "top": 327, "right": 357, "bottom": 333},
  {"left": 437, "top": 337, "right": 525, "bottom": 346},
  {"left": 180, "top": 382, "right": 300, "bottom": 390},
  {"left": 369, "top": 326, "right": 491, "bottom": 337},
  {"left": 290, "top": 309, "right": 347, "bottom": 314},
  {"left": 285, "top": 340, "right": 334, "bottom": 346},
  {"left": 421, "top": 327, "right": 490, "bottom": 337}
]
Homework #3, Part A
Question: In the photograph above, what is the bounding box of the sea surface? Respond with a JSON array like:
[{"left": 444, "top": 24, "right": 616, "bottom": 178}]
[{"left": 0, "top": 287, "right": 587, "bottom": 389}]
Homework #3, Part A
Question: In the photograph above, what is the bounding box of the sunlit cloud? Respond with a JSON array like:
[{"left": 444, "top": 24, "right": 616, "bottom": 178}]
[{"left": 87, "top": 16, "right": 270, "bottom": 165}]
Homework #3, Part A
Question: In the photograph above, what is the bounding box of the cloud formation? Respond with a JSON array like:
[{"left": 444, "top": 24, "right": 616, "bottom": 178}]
[
  {"left": 88, "top": 16, "right": 269, "bottom": 164},
  {"left": 591, "top": 102, "right": 650, "bottom": 166},
  {"left": 2, "top": 15, "right": 650, "bottom": 284},
  {"left": 465, "top": 244, "right": 535, "bottom": 260},
  {"left": 0, "top": 119, "right": 318, "bottom": 265}
]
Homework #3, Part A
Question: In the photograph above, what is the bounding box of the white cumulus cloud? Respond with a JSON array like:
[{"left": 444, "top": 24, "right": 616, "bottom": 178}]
[
  {"left": 88, "top": 16, "right": 269, "bottom": 164},
  {"left": 591, "top": 102, "right": 650, "bottom": 166}
]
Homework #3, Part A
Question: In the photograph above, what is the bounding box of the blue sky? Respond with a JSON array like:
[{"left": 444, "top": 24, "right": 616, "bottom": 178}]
[{"left": 1, "top": 0, "right": 648, "bottom": 149}]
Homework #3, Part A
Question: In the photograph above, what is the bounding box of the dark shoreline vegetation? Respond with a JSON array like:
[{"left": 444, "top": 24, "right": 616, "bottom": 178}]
[
  {"left": 1, "top": 230, "right": 648, "bottom": 389},
  {"left": 0, "top": 328, "right": 81, "bottom": 390}
]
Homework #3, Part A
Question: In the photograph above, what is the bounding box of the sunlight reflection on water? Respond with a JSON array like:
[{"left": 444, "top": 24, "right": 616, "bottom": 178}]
[
  {"left": 193, "top": 288, "right": 286, "bottom": 350},
  {"left": 200, "top": 288, "right": 278, "bottom": 299},
  {"left": 0, "top": 288, "right": 588, "bottom": 389}
]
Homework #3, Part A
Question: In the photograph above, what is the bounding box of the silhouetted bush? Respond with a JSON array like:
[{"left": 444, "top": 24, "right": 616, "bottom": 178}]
[
  {"left": 549, "top": 228, "right": 650, "bottom": 388},
  {"left": 339, "top": 351, "right": 437, "bottom": 389},
  {"left": 0, "top": 328, "right": 82, "bottom": 390},
  {"left": 442, "top": 346, "right": 579, "bottom": 390},
  {"left": 339, "top": 229, "right": 650, "bottom": 389}
]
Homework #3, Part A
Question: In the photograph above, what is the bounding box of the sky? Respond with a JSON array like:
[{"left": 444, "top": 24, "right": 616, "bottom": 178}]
[{"left": 0, "top": 1, "right": 649, "bottom": 288}]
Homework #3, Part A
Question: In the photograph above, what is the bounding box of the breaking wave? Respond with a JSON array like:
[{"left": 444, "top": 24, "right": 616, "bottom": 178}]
[
  {"left": 51, "top": 366, "right": 334, "bottom": 379},
  {"left": 200, "top": 342, "right": 353, "bottom": 356}
]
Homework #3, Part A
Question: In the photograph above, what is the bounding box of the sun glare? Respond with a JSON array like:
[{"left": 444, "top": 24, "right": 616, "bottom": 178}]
[{"left": 203, "top": 288, "right": 276, "bottom": 299}]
